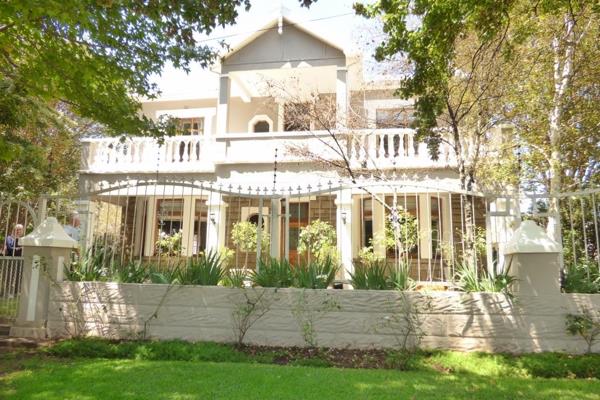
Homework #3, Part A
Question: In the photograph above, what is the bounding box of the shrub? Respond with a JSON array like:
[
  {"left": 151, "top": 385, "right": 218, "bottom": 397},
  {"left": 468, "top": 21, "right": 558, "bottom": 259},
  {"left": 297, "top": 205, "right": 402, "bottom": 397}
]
[
  {"left": 563, "top": 260, "right": 600, "bottom": 294},
  {"left": 251, "top": 258, "right": 293, "bottom": 288},
  {"left": 175, "top": 249, "right": 224, "bottom": 285},
  {"left": 231, "top": 221, "right": 270, "bottom": 268},
  {"left": 566, "top": 308, "right": 600, "bottom": 354},
  {"left": 293, "top": 258, "right": 338, "bottom": 289},
  {"left": 298, "top": 219, "right": 337, "bottom": 263},
  {"left": 155, "top": 230, "right": 182, "bottom": 256},
  {"left": 372, "top": 206, "right": 418, "bottom": 260}
]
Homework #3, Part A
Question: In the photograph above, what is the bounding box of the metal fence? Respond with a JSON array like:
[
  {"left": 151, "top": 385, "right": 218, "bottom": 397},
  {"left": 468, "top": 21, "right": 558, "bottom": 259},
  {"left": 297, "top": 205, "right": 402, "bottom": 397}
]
[
  {"left": 0, "top": 256, "right": 24, "bottom": 321},
  {"left": 1, "top": 182, "right": 598, "bottom": 286}
]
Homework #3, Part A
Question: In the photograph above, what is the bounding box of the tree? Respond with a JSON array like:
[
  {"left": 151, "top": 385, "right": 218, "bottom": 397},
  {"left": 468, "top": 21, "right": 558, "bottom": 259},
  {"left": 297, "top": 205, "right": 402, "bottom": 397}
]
[
  {"left": 0, "top": 1, "right": 317, "bottom": 183},
  {"left": 231, "top": 220, "right": 270, "bottom": 269},
  {"left": 355, "top": 0, "right": 600, "bottom": 243}
]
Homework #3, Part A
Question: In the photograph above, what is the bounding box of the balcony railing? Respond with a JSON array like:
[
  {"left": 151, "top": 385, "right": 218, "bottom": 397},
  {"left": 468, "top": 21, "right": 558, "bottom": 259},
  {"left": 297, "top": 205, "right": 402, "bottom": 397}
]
[{"left": 80, "top": 129, "right": 455, "bottom": 174}]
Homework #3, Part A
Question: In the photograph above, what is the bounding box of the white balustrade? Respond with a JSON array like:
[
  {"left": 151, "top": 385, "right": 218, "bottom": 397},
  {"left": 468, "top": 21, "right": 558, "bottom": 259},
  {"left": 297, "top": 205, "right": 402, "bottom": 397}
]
[{"left": 81, "top": 129, "right": 455, "bottom": 174}]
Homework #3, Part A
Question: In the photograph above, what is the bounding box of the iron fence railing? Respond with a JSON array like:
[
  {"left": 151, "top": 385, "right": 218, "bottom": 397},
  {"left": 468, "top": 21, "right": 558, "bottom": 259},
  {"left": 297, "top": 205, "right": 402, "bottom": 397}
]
[{"left": 0, "top": 256, "right": 24, "bottom": 321}]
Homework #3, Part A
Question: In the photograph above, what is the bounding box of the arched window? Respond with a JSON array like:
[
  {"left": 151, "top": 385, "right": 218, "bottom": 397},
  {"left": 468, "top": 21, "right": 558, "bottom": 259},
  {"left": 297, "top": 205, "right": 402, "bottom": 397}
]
[
  {"left": 253, "top": 120, "right": 270, "bottom": 133},
  {"left": 248, "top": 115, "right": 273, "bottom": 133},
  {"left": 247, "top": 213, "right": 266, "bottom": 228}
]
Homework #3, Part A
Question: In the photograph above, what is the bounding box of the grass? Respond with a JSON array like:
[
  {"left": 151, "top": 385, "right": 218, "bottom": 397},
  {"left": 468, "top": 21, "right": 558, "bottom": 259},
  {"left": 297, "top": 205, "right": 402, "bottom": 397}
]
[
  {"left": 0, "top": 339, "right": 598, "bottom": 400},
  {"left": 0, "top": 298, "right": 18, "bottom": 319}
]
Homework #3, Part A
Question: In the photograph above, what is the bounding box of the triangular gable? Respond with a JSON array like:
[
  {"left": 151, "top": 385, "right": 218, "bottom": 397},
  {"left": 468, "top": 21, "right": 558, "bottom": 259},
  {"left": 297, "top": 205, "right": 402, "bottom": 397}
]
[{"left": 216, "top": 14, "right": 346, "bottom": 73}]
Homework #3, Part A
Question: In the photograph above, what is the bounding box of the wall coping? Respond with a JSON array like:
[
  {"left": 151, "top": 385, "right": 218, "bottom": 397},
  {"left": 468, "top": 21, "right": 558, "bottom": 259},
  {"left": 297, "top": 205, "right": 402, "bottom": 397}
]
[{"left": 504, "top": 220, "right": 561, "bottom": 254}]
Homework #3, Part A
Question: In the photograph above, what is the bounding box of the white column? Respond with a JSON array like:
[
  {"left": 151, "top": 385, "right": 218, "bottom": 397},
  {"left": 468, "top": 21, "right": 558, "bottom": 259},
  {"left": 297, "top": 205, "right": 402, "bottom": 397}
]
[
  {"left": 132, "top": 197, "right": 146, "bottom": 257},
  {"left": 418, "top": 194, "right": 432, "bottom": 259},
  {"left": 143, "top": 198, "right": 156, "bottom": 257},
  {"left": 336, "top": 190, "right": 353, "bottom": 282},
  {"left": 277, "top": 101, "right": 285, "bottom": 132},
  {"left": 336, "top": 67, "right": 348, "bottom": 129},
  {"left": 181, "top": 196, "right": 195, "bottom": 257},
  {"left": 269, "top": 199, "right": 281, "bottom": 258},
  {"left": 205, "top": 192, "right": 227, "bottom": 252},
  {"left": 10, "top": 217, "right": 77, "bottom": 339},
  {"left": 351, "top": 196, "right": 362, "bottom": 256},
  {"left": 216, "top": 74, "right": 230, "bottom": 135},
  {"left": 74, "top": 199, "right": 96, "bottom": 252},
  {"left": 372, "top": 195, "right": 386, "bottom": 257}
]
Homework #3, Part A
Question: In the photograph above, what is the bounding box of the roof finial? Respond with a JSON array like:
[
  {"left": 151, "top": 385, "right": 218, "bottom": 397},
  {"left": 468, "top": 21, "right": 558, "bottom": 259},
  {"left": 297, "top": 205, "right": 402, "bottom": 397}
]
[{"left": 278, "top": 0, "right": 284, "bottom": 34}]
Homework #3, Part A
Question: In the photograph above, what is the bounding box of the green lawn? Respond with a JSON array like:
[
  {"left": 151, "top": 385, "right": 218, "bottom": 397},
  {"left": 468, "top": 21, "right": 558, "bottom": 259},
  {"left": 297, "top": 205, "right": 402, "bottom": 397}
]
[
  {"left": 1, "top": 355, "right": 598, "bottom": 400},
  {"left": 1, "top": 340, "right": 598, "bottom": 399}
]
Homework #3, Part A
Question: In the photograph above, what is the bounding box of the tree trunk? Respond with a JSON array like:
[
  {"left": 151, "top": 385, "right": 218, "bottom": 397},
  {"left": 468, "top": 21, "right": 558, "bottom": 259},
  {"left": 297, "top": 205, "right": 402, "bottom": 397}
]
[{"left": 546, "top": 15, "right": 576, "bottom": 245}]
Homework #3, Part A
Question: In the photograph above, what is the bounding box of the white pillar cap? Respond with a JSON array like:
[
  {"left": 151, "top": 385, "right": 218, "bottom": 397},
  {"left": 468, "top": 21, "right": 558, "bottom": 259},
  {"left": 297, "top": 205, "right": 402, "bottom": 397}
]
[
  {"left": 504, "top": 220, "right": 561, "bottom": 255},
  {"left": 21, "top": 217, "right": 78, "bottom": 249}
]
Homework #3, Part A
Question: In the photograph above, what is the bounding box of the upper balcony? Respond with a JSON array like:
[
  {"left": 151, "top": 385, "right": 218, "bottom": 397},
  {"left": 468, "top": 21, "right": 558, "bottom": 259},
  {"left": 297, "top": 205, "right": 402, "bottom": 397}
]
[{"left": 80, "top": 129, "right": 456, "bottom": 174}]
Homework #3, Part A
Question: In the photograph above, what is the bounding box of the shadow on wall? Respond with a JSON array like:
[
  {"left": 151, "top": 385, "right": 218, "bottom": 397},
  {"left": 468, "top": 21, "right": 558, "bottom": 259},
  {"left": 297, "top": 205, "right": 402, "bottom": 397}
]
[{"left": 47, "top": 283, "right": 600, "bottom": 354}]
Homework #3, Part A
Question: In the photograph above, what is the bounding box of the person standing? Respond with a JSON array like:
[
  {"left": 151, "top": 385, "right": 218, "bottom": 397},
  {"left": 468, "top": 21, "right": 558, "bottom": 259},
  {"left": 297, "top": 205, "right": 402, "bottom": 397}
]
[
  {"left": 3, "top": 224, "right": 23, "bottom": 257},
  {"left": 63, "top": 212, "right": 81, "bottom": 242}
]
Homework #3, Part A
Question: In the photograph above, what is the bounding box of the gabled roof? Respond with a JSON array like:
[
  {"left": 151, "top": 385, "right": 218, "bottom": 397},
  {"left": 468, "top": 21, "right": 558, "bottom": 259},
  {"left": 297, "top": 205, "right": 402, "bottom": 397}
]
[{"left": 212, "top": 6, "right": 347, "bottom": 72}]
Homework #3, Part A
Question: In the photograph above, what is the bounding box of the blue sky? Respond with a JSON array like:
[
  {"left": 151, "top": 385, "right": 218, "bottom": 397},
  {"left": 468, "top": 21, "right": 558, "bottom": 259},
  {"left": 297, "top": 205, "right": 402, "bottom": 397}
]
[{"left": 153, "top": 0, "right": 374, "bottom": 98}]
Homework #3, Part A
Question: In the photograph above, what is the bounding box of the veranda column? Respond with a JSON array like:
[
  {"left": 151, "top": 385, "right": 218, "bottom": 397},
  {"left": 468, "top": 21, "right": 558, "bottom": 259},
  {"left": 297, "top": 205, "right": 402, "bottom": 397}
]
[
  {"left": 74, "top": 199, "right": 96, "bottom": 252},
  {"left": 504, "top": 220, "right": 562, "bottom": 295},
  {"left": 205, "top": 192, "right": 227, "bottom": 252},
  {"left": 336, "top": 67, "right": 348, "bottom": 129},
  {"left": 336, "top": 190, "right": 353, "bottom": 283},
  {"left": 10, "top": 217, "right": 77, "bottom": 339},
  {"left": 216, "top": 74, "right": 230, "bottom": 135},
  {"left": 269, "top": 199, "right": 281, "bottom": 258},
  {"left": 143, "top": 198, "right": 156, "bottom": 257},
  {"left": 372, "top": 195, "right": 386, "bottom": 257},
  {"left": 418, "top": 194, "right": 433, "bottom": 259},
  {"left": 181, "top": 196, "right": 195, "bottom": 257}
]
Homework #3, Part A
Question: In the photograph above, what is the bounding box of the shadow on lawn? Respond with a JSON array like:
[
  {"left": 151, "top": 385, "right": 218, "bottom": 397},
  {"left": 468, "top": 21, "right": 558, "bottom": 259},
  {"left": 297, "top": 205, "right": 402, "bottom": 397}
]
[{"left": 1, "top": 358, "right": 599, "bottom": 400}]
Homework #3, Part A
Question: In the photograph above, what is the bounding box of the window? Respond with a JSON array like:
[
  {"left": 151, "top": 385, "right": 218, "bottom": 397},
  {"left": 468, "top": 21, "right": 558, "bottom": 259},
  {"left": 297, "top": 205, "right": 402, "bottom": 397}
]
[
  {"left": 193, "top": 199, "right": 207, "bottom": 255},
  {"left": 156, "top": 199, "right": 184, "bottom": 254},
  {"left": 178, "top": 117, "right": 204, "bottom": 135},
  {"left": 430, "top": 196, "right": 443, "bottom": 256},
  {"left": 361, "top": 197, "right": 373, "bottom": 248},
  {"left": 247, "top": 213, "right": 266, "bottom": 228},
  {"left": 253, "top": 120, "right": 270, "bottom": 133}
]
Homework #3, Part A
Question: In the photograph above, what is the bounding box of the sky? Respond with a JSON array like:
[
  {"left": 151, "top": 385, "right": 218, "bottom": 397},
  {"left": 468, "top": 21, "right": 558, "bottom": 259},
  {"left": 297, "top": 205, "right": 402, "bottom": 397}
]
[{"left": 152, "top": 0, "right": 375, "bottom": 99}]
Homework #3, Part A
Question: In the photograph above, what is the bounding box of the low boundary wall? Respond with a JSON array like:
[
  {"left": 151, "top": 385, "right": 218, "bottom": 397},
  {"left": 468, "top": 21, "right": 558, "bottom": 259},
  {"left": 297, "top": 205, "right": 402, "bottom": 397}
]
[{"left": 47, "top": 282, "right": 600, "bottom": 354}]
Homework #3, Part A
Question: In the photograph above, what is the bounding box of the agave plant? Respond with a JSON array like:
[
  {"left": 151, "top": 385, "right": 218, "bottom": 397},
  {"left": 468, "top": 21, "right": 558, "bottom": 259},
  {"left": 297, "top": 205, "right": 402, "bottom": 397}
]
[
  {"left": 350, "top": 259, "right": 389, "bottom": 290},
  {"left": 177, "top": 250, "right": 224, "bottom": 285},
  {"left": 388, "top": 261, "right": 415, "bottom": 291},
  {"left": 293, "top": 257, "right": 338, "bottom": 289},
  {"left": 65, "top": 248, "right": 110, "bottom": 282},
  {"left": 223, "top": 268, "right": 247, "bottom": 288},
  {"left": 112, "top": 260, "right": 150, "bottom": 283},
  {"left": 455, "top": 262, "right": 517, "bottom": 295},
  {"left": 251, "top": 258, "right": 293, "bottom": 288}
]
